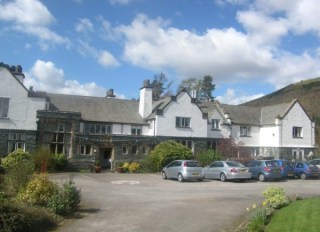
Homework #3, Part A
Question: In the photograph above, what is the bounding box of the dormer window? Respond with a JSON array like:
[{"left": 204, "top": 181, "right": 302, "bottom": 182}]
[
  {"left": 131, "top": 126, "right": 142, "bottom": 135},
  {"left": 240, "top": 125, "right": 251, "bottom": 137},
  {"left": 211, "top": 119, "right": 220, "bottom": 130}
]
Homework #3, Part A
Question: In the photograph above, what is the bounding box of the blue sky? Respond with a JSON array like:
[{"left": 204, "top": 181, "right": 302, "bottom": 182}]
[{"left": 1, "top": 0, "right": 320, "bottom": 104}]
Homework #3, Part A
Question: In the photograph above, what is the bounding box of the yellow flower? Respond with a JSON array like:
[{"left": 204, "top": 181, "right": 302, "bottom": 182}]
[
  {"left": 246, "top": 207, "right": 250, "bottom": 212},
  {"left": 262, "top": 201, "right": 267, "bottom": 206},
  {"left": 252, "top": 203, "right": 257, "bottom": 209}
]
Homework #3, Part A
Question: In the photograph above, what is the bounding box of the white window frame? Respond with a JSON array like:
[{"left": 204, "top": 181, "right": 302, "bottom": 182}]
[
  {"left": 131, "top": 126, "right": 142, "bottom": 135},
  {"left": 240, "top": 125, "right": 251, "bottom": 137},
  {"left": 0, "top": 97, "right": 9, "bottom": 118},
  {"left": 211, "top": 119, "right": 220, "bottom": 130},
  {"left": 122, "top": 146, "right": 128, "bottom": 155},
  {"left": 293, "top": 127, "right": 303, "bottom": 138},
  {"left": 176, "top": 117, "right": 191, "bottom": 128}
]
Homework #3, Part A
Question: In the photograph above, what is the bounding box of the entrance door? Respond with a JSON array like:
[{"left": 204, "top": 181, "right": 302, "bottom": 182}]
[
  {"left": 292, "top": 149, "right": 304, "bottom": 161},
  {"left": 101, "top": 148, "right": 112, "bottom": 168}
]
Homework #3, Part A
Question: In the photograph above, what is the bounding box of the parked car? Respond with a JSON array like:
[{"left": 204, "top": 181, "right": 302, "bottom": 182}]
[
  {"left": 273, "top": 159, "right": 295, "bottom": 178},
  {"left": 310, "top": 159, "right": 320, "bottom": 169},
  {"left": 203, "top": 161, "right": 251, "bottom": 182},
  {"left": 293, "top": 161, "right": 320, "bottom": 179},
  {"left": 161, "top": 160, "right": 204, "bottom": 182},
  {"left": 244, "top": 160, "right": 282, "bottom": 182}
]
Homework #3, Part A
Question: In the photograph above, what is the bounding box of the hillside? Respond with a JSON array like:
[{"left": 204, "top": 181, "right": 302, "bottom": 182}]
[{"left": 243, "top": 77, "right": 320, "bottom": 154}]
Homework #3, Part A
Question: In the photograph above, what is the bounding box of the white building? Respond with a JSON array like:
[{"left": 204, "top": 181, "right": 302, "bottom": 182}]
[{"left": 0, "top": 64, "right": 316, "bottom": 166}]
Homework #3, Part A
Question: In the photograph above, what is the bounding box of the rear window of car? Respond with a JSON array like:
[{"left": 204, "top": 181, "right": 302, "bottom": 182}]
[
  {"left": 283, "top": 161, "right": 293, "bottom": 167},
  {"left": 226, "top": 161, "right": 244, "bottom": 167},
  {"left": 185, "top": 161, "right": 200, "bottom": 167},
  {"left": 265, "top": 161, "right": 279, "bottom": 167}
]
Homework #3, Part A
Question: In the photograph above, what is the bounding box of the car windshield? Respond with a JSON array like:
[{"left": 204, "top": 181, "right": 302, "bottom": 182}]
[
  {"left": 226, "top": 161, "right": 244, "bottom": 167},
  {"left": 186, "top": 161, "right": 200, "bottom": 167},
  {"left": 306, "top": 163, "right": 317, "bottom": 168},
  {"left": 265, "top": 161, "right": 279, "bottom": 167}
]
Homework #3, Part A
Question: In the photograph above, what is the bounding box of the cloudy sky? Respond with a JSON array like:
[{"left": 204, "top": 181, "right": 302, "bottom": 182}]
[{"left": 1, "top": 0, "right": 320, "bottom": 104}]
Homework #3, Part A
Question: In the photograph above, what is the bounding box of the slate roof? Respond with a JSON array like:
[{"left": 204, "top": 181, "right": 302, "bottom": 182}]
[
  {"left": 200, "top": 100, "right": 296, "bottom": 126},
  {"left": 46, "top": 93, "right": 146, "bottom": 124}
]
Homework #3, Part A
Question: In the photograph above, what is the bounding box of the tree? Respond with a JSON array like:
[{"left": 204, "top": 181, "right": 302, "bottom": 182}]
[
  {"left": 178, "top": 75, "right": 215, "bottom": 102},
  {"left": 146, "top": 140, "right": 193, "bottom": 172},
  {"left": 150, "top": 72, "right": 173, "bottom": 101}
]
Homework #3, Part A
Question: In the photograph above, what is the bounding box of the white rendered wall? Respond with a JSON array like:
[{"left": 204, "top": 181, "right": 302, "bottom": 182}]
[
  {"left": 207, "top": 108, "right": 231, "bottom": 139},
  {"left": 280, "top": 102, "right": 314, "bottom": 148},
  {"left": 154, "top": 92, "right": 207, "bottom": 137},
  {"left": 259, "top": 125, "right": 280, "bottom": 147},
  {"left": 0, "top": 68, "right": 46, "bottom": 130},
  {"left": 231, "top": 124, "right": 260, "bottom": 146}
]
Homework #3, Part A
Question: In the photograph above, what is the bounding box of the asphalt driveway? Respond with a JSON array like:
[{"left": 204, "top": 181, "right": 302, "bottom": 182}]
[{"left": 50, "top": 172, "right": 320, "bottom": 232}]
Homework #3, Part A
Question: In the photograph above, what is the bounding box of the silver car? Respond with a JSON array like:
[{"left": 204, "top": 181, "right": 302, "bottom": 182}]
[
  {"left": 161, "top": 160, "right": 204, "bottom": 182},
  {"left": 203, "top": 161, "right": 252, "bottom": 182}
]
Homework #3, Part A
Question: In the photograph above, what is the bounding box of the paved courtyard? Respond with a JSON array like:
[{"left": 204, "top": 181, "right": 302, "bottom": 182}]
[{"left": 50, "top": 172, "right": 320, "bottom": 232}]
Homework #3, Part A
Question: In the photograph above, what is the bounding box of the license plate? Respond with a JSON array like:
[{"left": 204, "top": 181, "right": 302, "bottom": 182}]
[
  {"left": 287, "top": 174, "right": 293, "bottom": 176},
  {"left": 192, "top": 173, "right": 200, "bottom": 176}
]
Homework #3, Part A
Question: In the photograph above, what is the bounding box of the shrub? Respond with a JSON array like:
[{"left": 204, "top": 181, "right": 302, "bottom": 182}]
[
  {"left": 0, "top": 201, "right": 58, "bottom": 232},
  {"left": 16, "top": 173, "right": 58, "bottom": 206},
  {"left": 146, "top": 140, "right": 193, "bottom": 172},
  {"left": 1, "top": 149, "right": 33, "bottom": 170},
  {"left": 128, "top": 162, "right": 140, "bottom": 173},
  {"left": 262, "top": 186, "right": 290, "bottom": 209},
  {"left": 246, "top": 206, "right": 268, "bottom": 232},
  {"left": 47, "top": 177, "right": 81, "bottom": 215},
  {"left": 195, "top": 149, "right": 221, "bottom": 167},
  {"left": 51, "top": 153, "right": 69, "bottom": 171},
  {"left": 32, "top": 147, "right": 55, "bottom": 173},
  {"left": 2, "top": 149, "right": 34, "bottom": 195},
  {"left": 122, "top": 162, "right": 130, "bottom": 172}
]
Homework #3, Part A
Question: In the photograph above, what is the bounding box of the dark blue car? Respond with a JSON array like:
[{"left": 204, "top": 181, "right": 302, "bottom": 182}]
[
  {"left": 273, "top": 159, "right": 295, "bottom": 178},
  {"left": 293, "top": 161, "right": 320, "bottom": 179},
  {"left": 244, "top": 160, "right": 282, "bottom": 182}
]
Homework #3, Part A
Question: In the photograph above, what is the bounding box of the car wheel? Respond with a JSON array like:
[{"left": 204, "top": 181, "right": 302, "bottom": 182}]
[
  {"left": 178, "top": 173, "right": 184, "bottom": 182},
  {"left": 220, "top": 173, "right": 227, "bottom": 182},
  {"left": 300, "top": 172, "right": 307, "bottom": 180},
  {"left": 161, "top": 171, "right": 167, "bottom": 180},
  {"left": 258, "top": 173, "right": 265, "bottom": 182}
]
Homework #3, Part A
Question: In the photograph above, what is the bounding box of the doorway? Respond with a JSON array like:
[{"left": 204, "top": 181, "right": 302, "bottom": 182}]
[{"left": 101, "top": 148, "right": 112, "bottom": 169}]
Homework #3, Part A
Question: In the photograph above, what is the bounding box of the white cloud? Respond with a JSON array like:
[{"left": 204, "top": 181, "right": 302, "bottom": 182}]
[
  {"left": 0, "top": 0, "right": 69, "bottom": 48},
  {"left": 109, "top": 0, "right": 134, "bottom": 5},
  {"left": 24, "top": 60, "right": 108, "bottom": 97},
  {"left": 75, "top": 18, "right": 94, "bottom": 33},
  {"left": 216, "top": 88, "right": 265, "bottom": 104},
  {"left": 98, "top": 51, "right": 120, "bottom": 67},
  {"left": 77, "top": 40, "right": 120, "bottom": 68},
  {"left": 115, "top": 12, "right": 320, "bottom": 92}
]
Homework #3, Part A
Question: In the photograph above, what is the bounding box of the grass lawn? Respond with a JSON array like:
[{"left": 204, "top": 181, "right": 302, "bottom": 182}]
[{"left": 266, "top": 197, "right": 320, "bottom": 231}]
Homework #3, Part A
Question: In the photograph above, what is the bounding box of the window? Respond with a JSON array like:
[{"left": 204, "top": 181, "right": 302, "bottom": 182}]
[
  {"left": 211, "top": 119, "right": 220, "bottom": 129},
  {"left": 240, "top": 125, "right": 251, "bottom": 136},
  {"left": 293, "top": 127, "right": 303, "bottom": 138},
  {"left": 84, "top": 123, "right": 112, "bottom": 134},
  {"left": 0, "top": 97, "right": 9, "bottom": 118},
  {"left": 7, "top": 132, "right": 26, "bottom": 153},
  {"left": 80, "top": 145, "right": 91, "bottom": 155},
  {"left": 207, "top": 140, "right": 217, "bottom": 150},
  {"left": 176, "top": 140, "right": 193, "bottom": 150},
  {"left": 122, "top": 146, "right": 128, "bottom": 154},
  {"left": 131, "top": 126, "right": 142, "bottom": 135},
  {"left": 176, "top": 117, "right": 191, "bottom": 128}
]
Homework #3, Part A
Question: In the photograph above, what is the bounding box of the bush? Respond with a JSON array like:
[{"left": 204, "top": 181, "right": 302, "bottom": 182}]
[
  {"left": 0, "top": 201, "right": 58, "bottom": 232},
  {"left": 2, "top": 149, "right": 34, "bottom": 195},
  {"left": 16, "top": 173, "right": 58, "bottom": 206},
  {"left": 32, "top": 147, "right": 55, "bottom": 173},
  {"left": 262, "top": 186, "right": 290, "bottom": 209},
  {"left": 1, "top": 149, "right": 33, "bottom": 170},
  {"left": 195, "top": 149, "right": 221, "bottom": 167},
  {"left": 52, "top": 153, "right": 69, "bottom": 171},
  {"left": 128, "top": 162, "right": 140, "bottom": 173},
  {"left": 47, "top": 177, "right": 81, "bottom": 216},
  {"left": 246, "top": 206, "right": 268, "bottom": 232},
  {"left": 146, "top": 140, "right": 193, "bottom": 172}
]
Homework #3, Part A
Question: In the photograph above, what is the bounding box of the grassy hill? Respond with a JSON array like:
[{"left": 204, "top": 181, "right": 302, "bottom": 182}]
[{"left": 243, "top": 77, "right": 320, "bottom": 154}]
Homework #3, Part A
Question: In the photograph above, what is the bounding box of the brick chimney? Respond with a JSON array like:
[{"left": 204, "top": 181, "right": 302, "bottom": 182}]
[{"left": 139, "top": 80, "right": 153, "bottom": 118}]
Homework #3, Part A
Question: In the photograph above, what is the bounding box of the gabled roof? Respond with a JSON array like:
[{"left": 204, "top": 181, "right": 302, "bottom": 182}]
[
  {"left": 200, "top": 99, "right": 304, "bottom": 126},
  {"left": 46, "top": 93, "right": 146, "bottom": 124}
]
